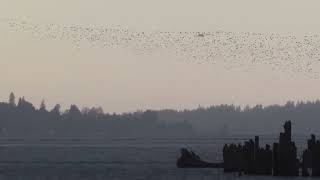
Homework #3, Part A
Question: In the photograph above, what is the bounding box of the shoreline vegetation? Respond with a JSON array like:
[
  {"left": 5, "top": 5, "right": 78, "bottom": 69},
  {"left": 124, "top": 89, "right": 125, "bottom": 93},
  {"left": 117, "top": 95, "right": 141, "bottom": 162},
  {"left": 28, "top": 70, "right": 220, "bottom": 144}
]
[{"left": 1, "top": 92, "right": 320, "bottom": 138}]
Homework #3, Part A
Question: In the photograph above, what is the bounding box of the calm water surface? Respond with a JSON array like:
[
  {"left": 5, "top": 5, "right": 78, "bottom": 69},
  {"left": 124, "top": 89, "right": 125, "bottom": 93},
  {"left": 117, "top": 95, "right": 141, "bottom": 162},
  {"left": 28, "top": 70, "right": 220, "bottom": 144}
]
[{"left": 0, "top": 137, "right": 311, "bottom": 180}]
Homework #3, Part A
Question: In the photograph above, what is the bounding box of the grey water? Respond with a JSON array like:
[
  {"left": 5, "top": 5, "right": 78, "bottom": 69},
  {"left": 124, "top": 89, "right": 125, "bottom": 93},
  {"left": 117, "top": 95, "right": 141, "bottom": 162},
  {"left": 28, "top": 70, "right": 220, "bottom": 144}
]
[{"left": 0, "top": 137, "right": 310, "bottom": 180}]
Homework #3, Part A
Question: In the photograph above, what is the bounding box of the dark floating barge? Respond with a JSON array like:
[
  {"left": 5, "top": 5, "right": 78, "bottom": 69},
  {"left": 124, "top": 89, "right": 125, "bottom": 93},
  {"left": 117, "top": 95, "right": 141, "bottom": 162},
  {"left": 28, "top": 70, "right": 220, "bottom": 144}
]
[{"left": 177, "top": 121, "right": 320, "bottom": 177}]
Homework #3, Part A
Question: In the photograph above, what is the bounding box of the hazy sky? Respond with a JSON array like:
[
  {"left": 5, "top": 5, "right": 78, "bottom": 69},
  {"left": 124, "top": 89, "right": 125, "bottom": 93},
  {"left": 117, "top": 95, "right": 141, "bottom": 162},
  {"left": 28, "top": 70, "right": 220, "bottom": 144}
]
[{"left": 1, "top": 0, "right": 320, "bottom": 113}]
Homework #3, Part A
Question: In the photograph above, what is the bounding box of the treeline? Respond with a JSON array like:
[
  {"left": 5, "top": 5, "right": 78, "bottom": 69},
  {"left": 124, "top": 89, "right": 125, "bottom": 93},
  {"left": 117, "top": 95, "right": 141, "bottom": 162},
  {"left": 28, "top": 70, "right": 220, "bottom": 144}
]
[
  {"left": 158, "top": 101, "right": 320, "bottom": 136},
  {"left": 2, "top": 93, "right": 320, "bottom": 138},
  {"left": 0, "top": 93, "right": 193, "bottom": 138}
]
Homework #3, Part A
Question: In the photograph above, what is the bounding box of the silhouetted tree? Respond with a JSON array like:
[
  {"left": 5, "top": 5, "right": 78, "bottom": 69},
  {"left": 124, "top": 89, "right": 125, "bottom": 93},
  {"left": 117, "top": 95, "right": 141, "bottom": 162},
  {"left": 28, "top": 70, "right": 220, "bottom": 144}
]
[
  {"left": 17, "top": 97, "right": 35, "bottom": 112},
  {"left": 51, "top": 104, "right": 61, "bottom": 116},
  {"left": 65, "top": 104, "right": 81, "bottom": 121},
  {"left": 39, "top": 99, "right": 47, "bottom": 112},
  {"left": 9, "top": 92, "right": 15, "bottom": 106},
  {"left": 69, "top": 105, "right": 81, "bottom": 115}
]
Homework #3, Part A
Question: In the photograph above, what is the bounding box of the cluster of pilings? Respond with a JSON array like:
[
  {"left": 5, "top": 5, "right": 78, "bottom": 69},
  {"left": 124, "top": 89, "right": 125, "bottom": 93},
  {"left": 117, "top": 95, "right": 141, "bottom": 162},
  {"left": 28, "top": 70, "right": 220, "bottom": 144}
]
[
  {"left": 302, "top": 134, "right": 320, "bottom": 176},
  {"left": 223, "top": 121, "right": 320, "bottom": 176},
  {"left": 223, "top": 136, "right": 272, "bottom": 175}
]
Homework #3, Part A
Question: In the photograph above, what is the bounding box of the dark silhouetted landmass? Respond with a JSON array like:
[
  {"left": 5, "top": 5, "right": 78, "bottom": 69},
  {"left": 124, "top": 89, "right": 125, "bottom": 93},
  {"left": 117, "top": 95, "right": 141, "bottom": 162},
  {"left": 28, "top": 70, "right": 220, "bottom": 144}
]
[
  {"left": 0, "top": 93, "right": 193, "bottom": 138},
  {"left": 158, "top": 101, "right": 320, "bottom": 136},
  {"left": 1, "top": 93, "right": 320, "bottom": 138}
]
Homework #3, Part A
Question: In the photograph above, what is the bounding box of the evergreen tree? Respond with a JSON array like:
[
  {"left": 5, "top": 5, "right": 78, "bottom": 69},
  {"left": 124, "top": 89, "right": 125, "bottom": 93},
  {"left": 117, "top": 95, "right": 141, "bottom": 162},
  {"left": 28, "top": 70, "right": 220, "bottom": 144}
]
[
  {"left": 51, "top": 104, "right": 61, "bottom": 115},
  {"left": 39, "top": 99, "right": 47, "bottom": 112},
  {"left": 9, "top": 92, "right": 15, "bottom": 106}
]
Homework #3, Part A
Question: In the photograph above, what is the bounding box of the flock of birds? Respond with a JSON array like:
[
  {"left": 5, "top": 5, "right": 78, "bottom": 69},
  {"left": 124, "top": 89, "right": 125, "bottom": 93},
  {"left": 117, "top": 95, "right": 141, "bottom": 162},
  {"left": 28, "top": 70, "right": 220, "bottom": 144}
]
[{"left": 1, "top": 18, "right": 320, "bottom": 78}]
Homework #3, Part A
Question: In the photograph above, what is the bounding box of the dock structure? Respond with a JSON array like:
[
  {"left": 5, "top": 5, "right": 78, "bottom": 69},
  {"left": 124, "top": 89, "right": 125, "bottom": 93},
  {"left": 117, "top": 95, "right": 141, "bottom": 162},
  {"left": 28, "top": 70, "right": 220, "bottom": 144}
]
[
  {"left": 302, "top": 134, "right": 320, "bottom": 176},
  {"left": 177, "top": 120, "right": 320, "bottom": 177},
  {"left": 223, "top": 136, "right": 272, "bottom": 175},
  {"left": 274, "top": 121, "right": 299, "bottom": 176},
  {"left": 223, "top": 121, "right": 299, "bottom": 176}
]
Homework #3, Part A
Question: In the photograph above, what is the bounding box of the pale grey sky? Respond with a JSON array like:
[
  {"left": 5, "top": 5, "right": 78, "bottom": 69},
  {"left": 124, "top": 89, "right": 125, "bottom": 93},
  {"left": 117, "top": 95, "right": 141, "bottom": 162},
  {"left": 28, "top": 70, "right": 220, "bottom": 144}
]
[{"left": 1, "top": 0, "right": 320, "bottom": 113}]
